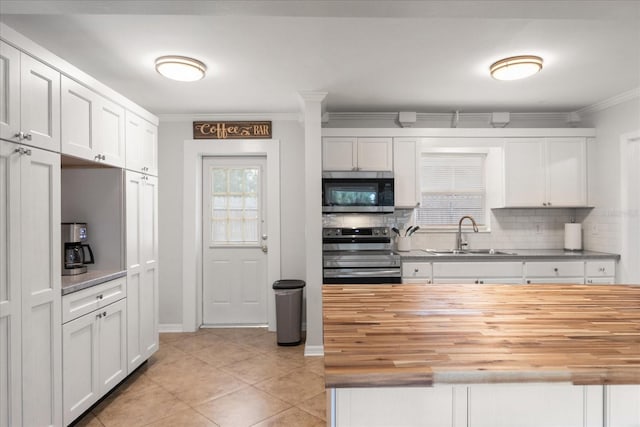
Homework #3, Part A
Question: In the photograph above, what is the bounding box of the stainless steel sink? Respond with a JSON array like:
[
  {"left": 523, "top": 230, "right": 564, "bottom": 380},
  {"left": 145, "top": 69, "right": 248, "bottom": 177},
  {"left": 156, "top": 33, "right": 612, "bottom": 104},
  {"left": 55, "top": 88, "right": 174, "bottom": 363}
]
[{"left": 423, "top": 249, "right": 517, "bottom": 256}]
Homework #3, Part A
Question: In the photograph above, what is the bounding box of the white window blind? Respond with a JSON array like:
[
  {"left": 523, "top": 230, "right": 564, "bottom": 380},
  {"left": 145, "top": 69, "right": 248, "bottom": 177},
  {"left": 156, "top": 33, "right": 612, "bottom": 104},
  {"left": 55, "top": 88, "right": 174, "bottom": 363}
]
[{"left": 416, "top": 153, "right": 486, "bottom": 227}]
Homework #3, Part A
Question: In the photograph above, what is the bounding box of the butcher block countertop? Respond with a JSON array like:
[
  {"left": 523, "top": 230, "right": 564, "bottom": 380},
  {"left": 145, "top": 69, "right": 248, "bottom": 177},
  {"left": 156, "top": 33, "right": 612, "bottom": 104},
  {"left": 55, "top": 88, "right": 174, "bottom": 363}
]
[{"left": 322, "top": 284, "right": 640, "bottom": 388}]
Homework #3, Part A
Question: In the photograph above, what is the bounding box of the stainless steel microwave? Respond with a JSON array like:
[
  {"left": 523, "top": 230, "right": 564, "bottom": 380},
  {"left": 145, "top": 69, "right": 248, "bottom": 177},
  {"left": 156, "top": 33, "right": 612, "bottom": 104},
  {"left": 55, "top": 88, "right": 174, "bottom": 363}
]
[{"left": 322, "top": 171, "right": 394, "bottom": 213}]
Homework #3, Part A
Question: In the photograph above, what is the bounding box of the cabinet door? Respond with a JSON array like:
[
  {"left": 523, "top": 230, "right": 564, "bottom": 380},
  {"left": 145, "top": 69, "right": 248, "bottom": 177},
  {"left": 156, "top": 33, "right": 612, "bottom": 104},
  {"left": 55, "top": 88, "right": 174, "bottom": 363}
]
[
  {"left": 62, "top": 312, "right": 99, "bottom": 426},
  {"left": 98, "top": 299, "right": 127, "bottom": 394},
  {"left": 20, "top": 54, "right": 61, "bottom": 151},
  {"left": 322, "top": 137, "right": 357, "bottom": 171},
  {"left": 126, "top": 171, "right": 144, "bottom": 371},
  {"left": 96, "top": 98, "right": 126, "bottom": 168},
  {"left": 357, "top": 137, "right": 393, "bottom": 171},
  {"left": 393, "top": 138, "right": 419, "bottom": 207},
  {"left": 546, "top": 138, "right": 587, "bottom": 206},
  {"left": 20, "top": 147, "right": 62, "bottom": 426},
  {"left": 140, "top": 175, "right": 159, "bottom": 358},
  {"left": 61, "top": 76, "right": 97, "bottom": 160},
  {"left": 125, "top": 111, "right": 144, "bottom": 173},
  {"left": 140, "top": 120, "right": 158, "bottom": 175},
  {"left": 468, "top": 384, "right": 603, "bottom": 427},
  {"left": 0, "top": 42, "right": 21, "bottom": 143},
  {"left": 0, "top": 141, "right": 22, "bottom": 427},
  {"left": 126, "top": 172, "right": 159, "bottom": 372},
  {"left": 504, "top": 139, "right": 545, "bottom": 207}
]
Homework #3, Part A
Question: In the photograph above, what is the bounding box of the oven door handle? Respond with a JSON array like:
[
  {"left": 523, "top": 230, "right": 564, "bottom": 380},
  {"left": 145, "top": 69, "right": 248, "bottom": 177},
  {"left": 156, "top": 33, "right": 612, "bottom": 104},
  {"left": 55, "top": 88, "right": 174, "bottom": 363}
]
[{"left": 323, "top": 269, "right": 401, "bottom": 278}]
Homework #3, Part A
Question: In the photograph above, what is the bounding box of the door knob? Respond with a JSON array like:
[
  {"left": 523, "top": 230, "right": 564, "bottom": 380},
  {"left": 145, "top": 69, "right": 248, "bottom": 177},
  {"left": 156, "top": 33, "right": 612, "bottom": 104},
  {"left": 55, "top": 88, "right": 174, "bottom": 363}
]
[{"left": 262, "top": 234, "right": 268, "bottom": 241}]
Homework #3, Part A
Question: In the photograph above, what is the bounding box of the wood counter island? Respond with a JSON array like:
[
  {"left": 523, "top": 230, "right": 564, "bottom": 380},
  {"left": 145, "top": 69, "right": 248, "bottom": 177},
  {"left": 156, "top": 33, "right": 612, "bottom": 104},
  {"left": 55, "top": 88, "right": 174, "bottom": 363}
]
[{"left": 322, "top": 284, "right": 640, "bottom": 427}]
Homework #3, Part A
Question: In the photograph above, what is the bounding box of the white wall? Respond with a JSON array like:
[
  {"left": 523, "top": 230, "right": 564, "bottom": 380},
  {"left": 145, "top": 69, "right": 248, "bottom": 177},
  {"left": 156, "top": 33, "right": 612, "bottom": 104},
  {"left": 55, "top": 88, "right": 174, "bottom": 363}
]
[
  {"left": 579, "top": 97, "right": 640, "bottom": 280},
  {"left": 157, "top": 118, "right": 305, "bottom": 327}
]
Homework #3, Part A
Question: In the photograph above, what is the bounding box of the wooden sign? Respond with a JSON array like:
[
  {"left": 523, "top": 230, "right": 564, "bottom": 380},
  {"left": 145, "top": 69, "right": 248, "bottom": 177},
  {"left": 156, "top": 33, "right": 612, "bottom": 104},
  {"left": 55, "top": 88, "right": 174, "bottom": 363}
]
[{"left": 193, "top": 121, "right": 272, "bottom": 139}]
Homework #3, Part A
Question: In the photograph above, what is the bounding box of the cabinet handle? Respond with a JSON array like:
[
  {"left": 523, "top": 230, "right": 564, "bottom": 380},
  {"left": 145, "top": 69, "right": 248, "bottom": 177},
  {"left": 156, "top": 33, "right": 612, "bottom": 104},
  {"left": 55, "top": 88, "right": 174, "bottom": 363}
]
[
  {"left": 542, "top": 202, "right": 547, "bottom": 206},
  {"left": 13, "top": 131, "right": 32, "bottom": 141},
  {"left": 527, "top": 280, "right": 531, "bottom": 284},
  {"left": 599, "top": 267, "right": 606, "bottom": 273},
  {"left": 414, "top": 268, "right": 419, "bottom": 273},
  {"left": 554, "top": 268, "right": 558, "bottom": 273},
  {"left": 103, "top": 311, "right": 107, "bottom": 317},
  {"left": 14, "top": 147, "right": 31, "bottom": 156},
  {"left": 96, "top": 294, "right": 103, "bottom": 300},
  {"left": 547, "top": 202, "right": 552, "bottom": 206},
  {"left": 96, "top": 313, "right": 102, "bottom": 319}
]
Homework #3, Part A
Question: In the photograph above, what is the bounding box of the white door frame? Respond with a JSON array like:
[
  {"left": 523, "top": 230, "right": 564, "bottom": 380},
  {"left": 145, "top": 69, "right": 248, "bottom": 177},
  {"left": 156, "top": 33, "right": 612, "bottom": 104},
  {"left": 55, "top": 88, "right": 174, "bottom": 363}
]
[
  {"left": 620, "top": 130, "right": 640, "bottom": 283},
  {"left": 182, "top": 139, "right": 280, "bottom": 331}
]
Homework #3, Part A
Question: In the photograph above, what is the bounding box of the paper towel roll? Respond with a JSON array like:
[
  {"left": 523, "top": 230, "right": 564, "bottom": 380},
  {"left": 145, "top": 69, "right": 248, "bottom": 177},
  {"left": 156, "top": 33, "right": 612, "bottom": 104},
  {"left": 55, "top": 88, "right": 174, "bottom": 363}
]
[{"left": 564, "top": 223, "right": 582, "bottom": 251}]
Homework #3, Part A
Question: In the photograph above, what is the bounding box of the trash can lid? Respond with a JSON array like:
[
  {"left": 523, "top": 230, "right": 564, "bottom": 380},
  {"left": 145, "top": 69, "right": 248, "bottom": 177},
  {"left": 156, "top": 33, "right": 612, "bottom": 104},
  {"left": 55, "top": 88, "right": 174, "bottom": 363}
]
[{"left": 273, "top": 279, "right": 306, "bottom": 289}]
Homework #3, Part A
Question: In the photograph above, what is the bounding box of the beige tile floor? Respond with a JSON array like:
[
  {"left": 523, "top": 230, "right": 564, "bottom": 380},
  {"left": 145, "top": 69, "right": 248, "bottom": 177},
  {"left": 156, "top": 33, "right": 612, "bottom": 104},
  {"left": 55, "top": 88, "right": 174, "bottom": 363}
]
[{"left": 73, "top": 328, "right": 326, "bottom": 427}]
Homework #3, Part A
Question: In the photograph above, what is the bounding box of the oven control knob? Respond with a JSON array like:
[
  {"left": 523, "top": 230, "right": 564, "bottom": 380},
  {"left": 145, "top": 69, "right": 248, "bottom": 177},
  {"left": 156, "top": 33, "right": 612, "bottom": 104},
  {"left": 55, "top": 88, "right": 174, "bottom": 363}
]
[
  {"left": 373, "top": 229, "right": 379, "bottom": 236},
  {"left": 382, "top": 229, "right": 388, "bottom": 235}
]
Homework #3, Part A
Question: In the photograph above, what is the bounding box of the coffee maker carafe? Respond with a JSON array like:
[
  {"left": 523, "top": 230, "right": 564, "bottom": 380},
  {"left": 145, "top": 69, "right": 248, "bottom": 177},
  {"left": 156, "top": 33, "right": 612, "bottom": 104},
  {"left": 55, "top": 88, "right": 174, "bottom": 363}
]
[{"left": 62, "top": 223, "right": 95, "bottom": 276}]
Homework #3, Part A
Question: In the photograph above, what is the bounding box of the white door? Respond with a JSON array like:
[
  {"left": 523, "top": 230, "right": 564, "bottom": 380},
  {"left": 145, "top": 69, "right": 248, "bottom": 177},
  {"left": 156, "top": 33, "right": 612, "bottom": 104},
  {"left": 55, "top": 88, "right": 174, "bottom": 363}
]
[{"left": 202, "top": 156, "right": 268, "bottom": 325}]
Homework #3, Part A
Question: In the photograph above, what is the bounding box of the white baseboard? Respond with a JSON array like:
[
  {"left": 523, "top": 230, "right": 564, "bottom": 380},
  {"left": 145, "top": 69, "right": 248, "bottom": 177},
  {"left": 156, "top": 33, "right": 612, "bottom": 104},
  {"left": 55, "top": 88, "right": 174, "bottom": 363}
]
[
  {"left": 304, "top": 344, "right": 324, "bottom": 357},
  {"left": 159, "top": 323, "right": 184, "bottom": 333}
]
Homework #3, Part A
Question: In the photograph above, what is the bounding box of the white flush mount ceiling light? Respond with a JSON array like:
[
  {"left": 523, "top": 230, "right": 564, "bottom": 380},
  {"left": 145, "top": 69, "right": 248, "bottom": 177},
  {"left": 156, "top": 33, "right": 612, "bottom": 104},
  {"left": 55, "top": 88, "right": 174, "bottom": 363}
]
[
  {"left": 490, "top": 55, "right": 543, "bottom": 81},
  {"left": 155, "top": 55, "right": 207, "bottom": 82}
]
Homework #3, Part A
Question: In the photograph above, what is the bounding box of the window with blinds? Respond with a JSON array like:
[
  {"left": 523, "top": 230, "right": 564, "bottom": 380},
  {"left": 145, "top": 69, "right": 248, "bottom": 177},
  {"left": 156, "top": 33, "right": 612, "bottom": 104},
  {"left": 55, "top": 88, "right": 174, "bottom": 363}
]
[{"left": 416, "top": 153, "right": 486, "bottom": 227}]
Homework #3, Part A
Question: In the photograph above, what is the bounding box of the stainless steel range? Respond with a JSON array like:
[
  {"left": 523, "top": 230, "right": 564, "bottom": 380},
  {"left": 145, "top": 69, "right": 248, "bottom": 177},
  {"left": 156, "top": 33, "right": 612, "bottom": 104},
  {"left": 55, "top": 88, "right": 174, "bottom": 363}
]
[{"left": 322, "top": 227, "right": 401, "bottom": 284}]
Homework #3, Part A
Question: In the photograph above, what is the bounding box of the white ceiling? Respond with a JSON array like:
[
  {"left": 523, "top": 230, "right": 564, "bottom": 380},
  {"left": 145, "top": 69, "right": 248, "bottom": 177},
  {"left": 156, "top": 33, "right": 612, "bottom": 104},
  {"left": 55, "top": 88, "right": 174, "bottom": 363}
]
[{"left": 1, "top": 1, "right": 639, "bottom": 116}]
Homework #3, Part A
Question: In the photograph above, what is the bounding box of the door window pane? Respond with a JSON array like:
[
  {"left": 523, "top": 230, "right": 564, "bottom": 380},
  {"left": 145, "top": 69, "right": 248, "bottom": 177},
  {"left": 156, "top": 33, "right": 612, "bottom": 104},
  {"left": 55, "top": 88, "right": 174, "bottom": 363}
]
[{"left": 208, "top": 166, "right": 261, "bottom": 244}]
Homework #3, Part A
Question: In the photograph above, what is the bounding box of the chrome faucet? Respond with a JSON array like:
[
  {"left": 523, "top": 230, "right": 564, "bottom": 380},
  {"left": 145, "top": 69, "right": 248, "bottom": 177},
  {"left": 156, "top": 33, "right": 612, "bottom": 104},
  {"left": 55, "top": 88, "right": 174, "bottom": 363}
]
[{"left": 457, "top": 215, "right": 479, "bottom": 251}]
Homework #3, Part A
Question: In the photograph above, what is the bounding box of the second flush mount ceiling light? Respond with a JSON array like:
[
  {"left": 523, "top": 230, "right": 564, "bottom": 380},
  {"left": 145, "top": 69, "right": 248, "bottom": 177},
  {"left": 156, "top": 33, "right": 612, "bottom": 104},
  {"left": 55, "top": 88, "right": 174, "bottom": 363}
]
[
  {"left": 490, "top": 55, "right": 543, "bottom": 81},
  {"left": 155, "top": 55, "right": 207, "bottom": 82}
]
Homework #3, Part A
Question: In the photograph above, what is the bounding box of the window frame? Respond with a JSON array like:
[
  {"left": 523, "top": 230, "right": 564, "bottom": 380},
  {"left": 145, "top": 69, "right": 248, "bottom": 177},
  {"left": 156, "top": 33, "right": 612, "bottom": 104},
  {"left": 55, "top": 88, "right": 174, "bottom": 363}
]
[{"left": 416, "top": 146, "right": 502, "bottom": 232}]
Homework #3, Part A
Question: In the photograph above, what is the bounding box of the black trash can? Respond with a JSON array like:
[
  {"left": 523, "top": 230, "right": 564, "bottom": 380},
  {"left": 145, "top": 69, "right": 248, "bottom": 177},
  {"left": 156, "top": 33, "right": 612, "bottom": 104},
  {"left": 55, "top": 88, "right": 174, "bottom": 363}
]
[{"left": 272, "top": 279, "right": 305, "bottom": 346}]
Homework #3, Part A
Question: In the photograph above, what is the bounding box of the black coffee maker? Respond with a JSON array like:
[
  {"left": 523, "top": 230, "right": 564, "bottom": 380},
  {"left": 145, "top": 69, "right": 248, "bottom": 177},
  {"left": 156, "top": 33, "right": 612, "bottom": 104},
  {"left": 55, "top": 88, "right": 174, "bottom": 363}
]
[{"left": 61, "top": 222, "right": 95, "bottom": 276}]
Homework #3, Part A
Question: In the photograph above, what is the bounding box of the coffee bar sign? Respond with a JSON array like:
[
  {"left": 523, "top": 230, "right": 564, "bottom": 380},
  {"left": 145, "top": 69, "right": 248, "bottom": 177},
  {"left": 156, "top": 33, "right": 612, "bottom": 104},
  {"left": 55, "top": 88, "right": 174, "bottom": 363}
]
[{"left": 193, "top": 121, "right": 272, "bottom": 139}]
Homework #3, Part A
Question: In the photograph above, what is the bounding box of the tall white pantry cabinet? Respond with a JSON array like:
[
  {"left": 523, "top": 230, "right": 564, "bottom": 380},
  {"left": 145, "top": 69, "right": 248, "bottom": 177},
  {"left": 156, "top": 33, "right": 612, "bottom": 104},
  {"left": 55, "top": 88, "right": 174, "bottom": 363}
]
[
  {"left": 126, "top": 171, "right": 159, "bottom": 373},
  {"left": 0, "top": 140, "right": 62, "bottom": 427},
  {"left": 1, "top": 24, "right": 159, "bottom": 427}
]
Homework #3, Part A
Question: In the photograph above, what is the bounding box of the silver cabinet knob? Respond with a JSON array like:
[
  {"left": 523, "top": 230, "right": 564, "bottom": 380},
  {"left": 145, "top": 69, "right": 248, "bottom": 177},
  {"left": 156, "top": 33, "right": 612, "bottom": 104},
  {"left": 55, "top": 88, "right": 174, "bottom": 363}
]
[
  {"left": 14, "top": 147, "right": 32, "bottom": 156},
  {"left": 261, "top": 245, "right": 268, "bottom": 253}
]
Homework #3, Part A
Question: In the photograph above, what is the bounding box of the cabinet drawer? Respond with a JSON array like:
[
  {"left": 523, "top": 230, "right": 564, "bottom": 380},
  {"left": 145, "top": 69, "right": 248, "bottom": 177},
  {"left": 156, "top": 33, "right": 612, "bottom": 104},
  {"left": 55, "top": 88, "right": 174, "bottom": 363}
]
[
  {"left": 402, "top": 262, "right": 432, "bottom": 278},
  {"left": 525, "top": 261, "right": 584, "bottom": 278},
  {"left": 62, "top": 277, "right": 126, "bottom": 323},
  {"left": 433, "top": 262, "right": 523, "bottom": 278},
  {"left": 585, "top": 260, "right": 615, "bottom": 277}
]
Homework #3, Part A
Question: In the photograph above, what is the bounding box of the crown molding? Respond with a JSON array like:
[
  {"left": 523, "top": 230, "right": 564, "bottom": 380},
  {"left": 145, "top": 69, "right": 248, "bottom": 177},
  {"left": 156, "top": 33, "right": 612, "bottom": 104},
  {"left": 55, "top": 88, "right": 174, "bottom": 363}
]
[
  {"left": 157, "top": 112, "right": 301, "bottom": 122},
  {"left": 326, "top": 111, "right": 572, "bottom": 123},
  {"left": 577, "top": 87, "right": 640, "bottom": 116}
]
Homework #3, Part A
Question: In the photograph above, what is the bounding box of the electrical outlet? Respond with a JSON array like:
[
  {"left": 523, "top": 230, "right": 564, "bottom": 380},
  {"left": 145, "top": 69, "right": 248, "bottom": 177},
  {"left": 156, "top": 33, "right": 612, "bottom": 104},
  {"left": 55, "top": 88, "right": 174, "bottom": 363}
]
[
  {"left": 535, "top": 224, "right": 542, "bottom": 234},
  {"left": 591, "top": 223, "right": 599, "bottom": 235}
]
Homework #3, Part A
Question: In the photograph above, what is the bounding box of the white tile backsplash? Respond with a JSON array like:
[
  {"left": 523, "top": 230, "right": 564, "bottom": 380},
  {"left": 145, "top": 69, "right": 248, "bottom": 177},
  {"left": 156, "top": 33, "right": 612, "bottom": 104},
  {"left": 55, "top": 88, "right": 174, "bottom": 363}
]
[{"left": 324, "top": 208, "right": 589, "bottom": 251}]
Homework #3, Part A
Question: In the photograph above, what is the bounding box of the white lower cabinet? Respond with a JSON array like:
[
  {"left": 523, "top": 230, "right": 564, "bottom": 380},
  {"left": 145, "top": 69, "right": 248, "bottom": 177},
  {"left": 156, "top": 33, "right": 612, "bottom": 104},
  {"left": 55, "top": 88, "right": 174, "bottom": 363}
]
[
  {"left": 332, "top": 384, "right": 638, "bottom": 427},
  {"left": 524, "top": 261, "right": 584, "bottom": 284},
  {"left": 468, "top": 384, "right": 604, "bottom": 427},
  {"left": 62, "top": 297, "right": 127, "bottom": 426},
  {"left": 432, "top": 262, "right": 523, "bottom": 284},
  {"left": 402, "top": 262, "right": 433, "bottom": 283},
  {"left": 586, "top": 260, "right": 616, "bottom": 284}
]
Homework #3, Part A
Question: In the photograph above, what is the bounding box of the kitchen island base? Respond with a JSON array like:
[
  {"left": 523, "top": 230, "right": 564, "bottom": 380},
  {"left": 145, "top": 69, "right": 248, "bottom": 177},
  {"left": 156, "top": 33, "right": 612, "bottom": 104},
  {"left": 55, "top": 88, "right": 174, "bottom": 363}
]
[{"left": 329, "top": 384, "right": 640, "bottom": 427}]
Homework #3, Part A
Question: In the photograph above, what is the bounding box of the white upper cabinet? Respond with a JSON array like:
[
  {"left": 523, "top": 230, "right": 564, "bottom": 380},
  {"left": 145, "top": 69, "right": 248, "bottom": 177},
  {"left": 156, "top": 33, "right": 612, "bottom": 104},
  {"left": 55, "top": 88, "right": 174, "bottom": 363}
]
[
  {"left": 126, "top": 111, "right": 158, "bottom": 176},
  {"left": 0, "top": 41, "right": 61, "bottom": 152},
  {"left": 61, "top": 76, "right": 125, "bottom": 167},
  {"left": 393, "top": 138, "right": 420, "bottom": 207},
  {"left": 504, "top": 138, "right": 587, "bottom": 207},
  {"left": 323, "top": 137, "right": 393, "bottom": 171}
]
